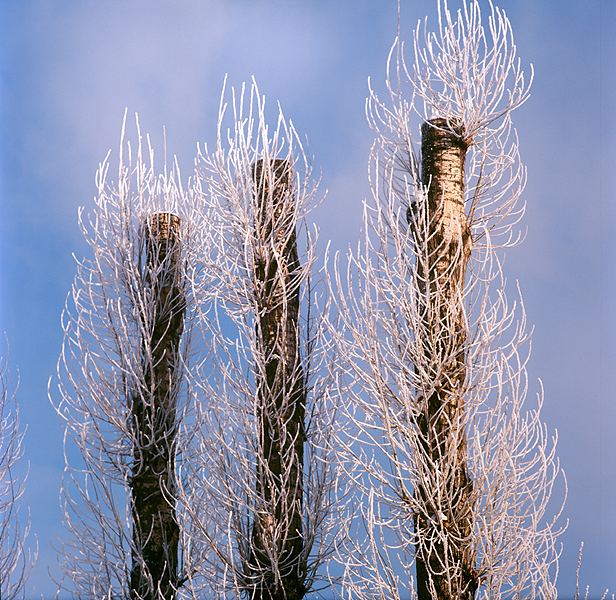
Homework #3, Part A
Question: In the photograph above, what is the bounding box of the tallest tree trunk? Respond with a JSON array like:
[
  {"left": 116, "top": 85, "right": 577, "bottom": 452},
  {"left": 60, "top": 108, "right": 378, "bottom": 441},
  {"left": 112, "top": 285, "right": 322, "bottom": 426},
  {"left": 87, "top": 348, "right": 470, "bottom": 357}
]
[
  {"left": 248, "top": 158, "right": 307, "bottom": 600},
  {"left": 412, "top": 118, "right": 478, "bottom": 600}
]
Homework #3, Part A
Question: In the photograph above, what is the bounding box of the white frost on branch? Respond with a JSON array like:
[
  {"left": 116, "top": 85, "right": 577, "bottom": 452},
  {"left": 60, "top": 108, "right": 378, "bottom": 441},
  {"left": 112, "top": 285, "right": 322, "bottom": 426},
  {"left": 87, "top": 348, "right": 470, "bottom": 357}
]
[
  {"left": 0, "top": 351, "right": 34, "bottom": 600},
  {"left": 51, "top": 115, "right": 204, "bottom": 599},
  {"left": 411, "top": 0, "right": 533, "bottom": 137},
  {"left": 333, "top": 1, "right": 565, "bottom": 598},
  {"left": 176, "top": 79, "right": 341, "bottom": 599}
]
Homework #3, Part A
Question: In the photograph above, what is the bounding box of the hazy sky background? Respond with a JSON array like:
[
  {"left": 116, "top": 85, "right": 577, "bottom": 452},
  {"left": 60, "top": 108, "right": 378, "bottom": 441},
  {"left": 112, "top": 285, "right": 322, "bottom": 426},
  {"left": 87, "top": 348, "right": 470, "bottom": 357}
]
[{"left": 1, "top": 0, "right": 614, "bottom": 597}]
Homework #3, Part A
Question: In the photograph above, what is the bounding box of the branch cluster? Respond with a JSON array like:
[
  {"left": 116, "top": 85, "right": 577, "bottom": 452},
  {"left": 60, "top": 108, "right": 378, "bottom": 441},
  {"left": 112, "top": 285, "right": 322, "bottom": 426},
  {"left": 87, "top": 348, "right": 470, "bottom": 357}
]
[
  {"left": 52, "top": 85, "right": 339, "bottom": 599},
  {"left": 0, "top": 352, "right": 34, "bottom": 600},
  {"left": 331, "top": 1, "right": 565, "bottom": 598},
  {"left": 177, "top": 81, "right": 339, "bottom": 598}
]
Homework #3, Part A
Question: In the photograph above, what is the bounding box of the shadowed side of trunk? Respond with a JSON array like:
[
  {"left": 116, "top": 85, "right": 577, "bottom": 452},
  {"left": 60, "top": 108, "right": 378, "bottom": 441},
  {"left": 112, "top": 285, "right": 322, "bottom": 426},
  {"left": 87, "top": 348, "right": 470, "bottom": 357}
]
[
  {"left": 130, "top": 213, "right": 185, "bottom": 600},
  {"left": 247, "top": 159, "right": 307, "bottom": 600},
  {"left": 412, "top": 119, "right": 478, "bottom": 600}
]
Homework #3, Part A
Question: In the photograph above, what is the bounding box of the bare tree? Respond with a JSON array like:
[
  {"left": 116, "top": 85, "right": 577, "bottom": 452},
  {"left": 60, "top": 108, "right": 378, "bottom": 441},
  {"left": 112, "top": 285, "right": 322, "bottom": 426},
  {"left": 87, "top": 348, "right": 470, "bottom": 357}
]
[
  {"left": 331, "top": 1, "right": 565, "bottom": 598},
  {"left": 51, "top": 117, "right": 203, "bottom": 599},
  {"left": 0, "top": 351, "right": 33, "bottom": 599},
  {"left": 176, "top": 80, "right": 340, "bottom": 599}
]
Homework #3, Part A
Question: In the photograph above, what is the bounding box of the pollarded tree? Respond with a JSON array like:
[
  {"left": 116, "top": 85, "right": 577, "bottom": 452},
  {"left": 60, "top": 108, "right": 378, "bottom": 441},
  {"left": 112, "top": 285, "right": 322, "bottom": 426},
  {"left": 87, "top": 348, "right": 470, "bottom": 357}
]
[
  {"left": 332, "top": 1, "right": 564, "bottom": 598},
  {"left": 0, "top": 352, "right": 34, "bottom": 599},
  {"left": 52, "top": 118, "right": 204, "bottom": 599},
  {"left": 176, "top": 80, "right": 340, "bottom": 600}
]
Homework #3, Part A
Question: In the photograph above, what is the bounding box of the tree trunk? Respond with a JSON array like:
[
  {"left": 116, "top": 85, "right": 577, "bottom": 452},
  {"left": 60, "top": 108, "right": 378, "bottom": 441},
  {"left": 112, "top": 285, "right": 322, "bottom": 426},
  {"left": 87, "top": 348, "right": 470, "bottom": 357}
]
[
  {"left": 248, "top": 159, "right": 307, "bottom": 600},
  {"left": 412, "top": 119, "right": 478, "bottom": 600},
  {"left": 130, "top": 212, "right": 185, "bottom": 600}
]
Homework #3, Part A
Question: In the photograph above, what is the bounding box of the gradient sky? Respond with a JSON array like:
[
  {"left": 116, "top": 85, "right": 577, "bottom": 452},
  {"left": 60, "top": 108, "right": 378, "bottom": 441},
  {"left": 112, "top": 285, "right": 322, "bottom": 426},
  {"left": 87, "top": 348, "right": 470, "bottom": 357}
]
[{"left": 1, "top": 1, "right": 614, "bottom": 597}]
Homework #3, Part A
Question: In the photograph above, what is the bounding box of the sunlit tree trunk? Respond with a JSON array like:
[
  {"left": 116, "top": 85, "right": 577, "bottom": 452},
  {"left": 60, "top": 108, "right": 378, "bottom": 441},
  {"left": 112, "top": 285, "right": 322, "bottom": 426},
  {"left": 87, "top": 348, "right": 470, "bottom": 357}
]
[{"left": 412, "top": 118, "right": 477, "bottom": 599}]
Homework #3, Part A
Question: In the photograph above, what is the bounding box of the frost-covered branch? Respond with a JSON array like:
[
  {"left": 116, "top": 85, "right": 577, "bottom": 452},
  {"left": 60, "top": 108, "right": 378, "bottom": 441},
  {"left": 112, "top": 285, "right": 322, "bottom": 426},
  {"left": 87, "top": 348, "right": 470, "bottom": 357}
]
[
  {"left": 333, "top": 1, "right": 564, "bottom": 598},
  {"left": 573, "top": 543, "right": 614, "bottom": 600},
  {"left": 0, "top": 351, "right": 34, "bottom": 600},
  {"left": 177, "top": 80, "right": 340, "bottom": 600},
  {"left": 51, "top": 117, "right": 204, "bottom": 599},
  {"left": 411, "top": 0, "right": 533, "bottom": 137}
]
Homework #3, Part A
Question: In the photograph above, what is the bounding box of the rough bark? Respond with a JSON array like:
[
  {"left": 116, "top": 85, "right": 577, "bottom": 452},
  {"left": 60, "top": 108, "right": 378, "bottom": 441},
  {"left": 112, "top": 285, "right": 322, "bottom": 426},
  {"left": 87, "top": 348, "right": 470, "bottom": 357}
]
[
  {"left": 248, "top": 159, "right": 307, "bottom": 600},
  {"left": 130, "top": 212, "right": 185, "bottom": 600},
  {"left": 412, "top": 118, "right": 478, "bottom": 600}
]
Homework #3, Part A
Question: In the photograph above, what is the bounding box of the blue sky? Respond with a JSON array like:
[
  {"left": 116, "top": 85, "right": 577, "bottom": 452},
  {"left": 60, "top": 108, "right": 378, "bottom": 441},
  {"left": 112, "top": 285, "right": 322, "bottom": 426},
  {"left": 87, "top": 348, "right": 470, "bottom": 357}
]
[{"left": 0, "top": 0, "right": 614, "bottom": 597}]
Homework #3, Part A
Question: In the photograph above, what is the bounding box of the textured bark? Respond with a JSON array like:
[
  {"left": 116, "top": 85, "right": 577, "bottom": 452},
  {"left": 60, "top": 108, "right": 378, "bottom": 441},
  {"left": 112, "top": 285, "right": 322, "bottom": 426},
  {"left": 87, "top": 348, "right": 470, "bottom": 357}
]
[
  {"left": 248, "top": 159, "right": 307, "bottom": 600},
  {"left": 130, "top": 213, "right": 185, "bottom": 600},
  {"left": 412, "top": 119, "right": 478, "bottom": 600}
]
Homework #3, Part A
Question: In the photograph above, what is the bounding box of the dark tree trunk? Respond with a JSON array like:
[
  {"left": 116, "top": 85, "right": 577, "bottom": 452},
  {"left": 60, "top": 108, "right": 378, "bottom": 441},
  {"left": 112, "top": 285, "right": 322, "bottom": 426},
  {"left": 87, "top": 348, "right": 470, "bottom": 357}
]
[
  {"left": 412, "top": 118, "right": 478, "bottom": 600},
  {"left": 247, "top": 159, "right": 307, "bottom": 600},
  {"left": 130, "top": 213, "right": 185, "bottom": 600}
]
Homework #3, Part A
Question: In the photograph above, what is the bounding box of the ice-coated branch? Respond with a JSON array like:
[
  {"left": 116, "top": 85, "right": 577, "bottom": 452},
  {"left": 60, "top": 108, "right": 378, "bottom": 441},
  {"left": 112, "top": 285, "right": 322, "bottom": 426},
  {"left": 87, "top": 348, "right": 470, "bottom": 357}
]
[
  {"left": 411, "top": 0, "right": 533, "bottom": 138},
  {"left": 51, "top": 116, "right": 204, "bottom": 599},
  {"left": 333, "top": 1, "right": 564, "bottom": 598},
  {"left": 0, "top": 351, "right": 34, "bottom": 600},
  {"left": 177, "top": 79, "right": 340, "bottom": 599},
  {"left": 573, "top": 543, "right": 614, "bottom": 600}
]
